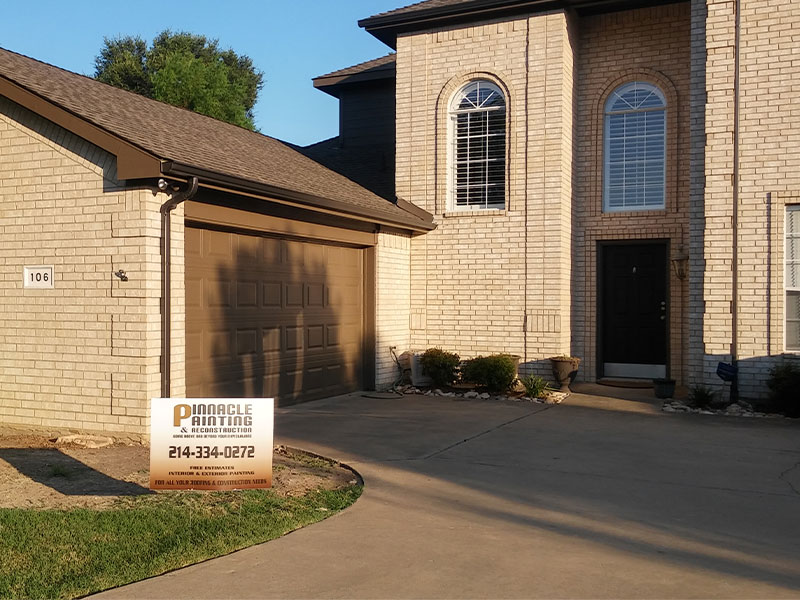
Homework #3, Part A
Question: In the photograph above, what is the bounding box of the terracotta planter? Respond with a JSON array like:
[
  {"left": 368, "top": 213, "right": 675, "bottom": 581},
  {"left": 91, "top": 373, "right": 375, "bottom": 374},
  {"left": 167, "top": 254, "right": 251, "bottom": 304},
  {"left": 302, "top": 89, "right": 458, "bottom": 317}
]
[
  {"left": 653, "top": 378, "right": 676, "bottom": 399},
  {"left": 549, "top": 357, "right": 581, "bottom": 392}
]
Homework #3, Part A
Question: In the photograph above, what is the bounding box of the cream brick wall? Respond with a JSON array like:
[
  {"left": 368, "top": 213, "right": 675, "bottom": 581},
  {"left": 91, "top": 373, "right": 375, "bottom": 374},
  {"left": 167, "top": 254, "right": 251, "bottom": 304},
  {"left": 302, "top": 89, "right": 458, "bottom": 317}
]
[
  {"left": 693, "top": 0, "right": 800, "bottom": 398},
  {"left": 375, "top": 230, "right": 411, "bottom": 388},
  {"left": 0, "top": 97, "right": 183, "bottom": 436},
  {"left": 398, "top": 12, "right": 575, "bottom": 373},
  {"left": 396, "top": 6, "right": 695, "bottom": 383},
  {"left": 574, "top": 4, "right": 691, "bottom": 383}
]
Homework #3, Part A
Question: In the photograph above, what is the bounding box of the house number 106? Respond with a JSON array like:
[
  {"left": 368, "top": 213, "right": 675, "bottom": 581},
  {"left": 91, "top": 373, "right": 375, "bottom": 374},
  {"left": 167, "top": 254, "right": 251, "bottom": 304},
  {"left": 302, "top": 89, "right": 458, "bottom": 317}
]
[{"left": 23, "top": 266, "right": 54, "bottom": 289}]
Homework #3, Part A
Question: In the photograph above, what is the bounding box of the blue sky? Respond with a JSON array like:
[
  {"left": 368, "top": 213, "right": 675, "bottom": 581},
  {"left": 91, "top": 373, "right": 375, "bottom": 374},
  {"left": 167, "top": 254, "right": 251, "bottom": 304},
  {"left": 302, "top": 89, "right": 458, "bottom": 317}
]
[{"left": 0, "top": 1, "right": 403, "bottom": 145}]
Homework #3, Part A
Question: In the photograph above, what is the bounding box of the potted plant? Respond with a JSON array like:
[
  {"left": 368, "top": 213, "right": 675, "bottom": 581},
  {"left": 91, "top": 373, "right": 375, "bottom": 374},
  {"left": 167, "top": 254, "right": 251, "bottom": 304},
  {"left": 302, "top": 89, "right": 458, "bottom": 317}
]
[
  {"left": 549, "top": 356, "right": 581, "bottom": 392},
  {"left": 653, "top": 378, "right": 676, "bottom": 399}
]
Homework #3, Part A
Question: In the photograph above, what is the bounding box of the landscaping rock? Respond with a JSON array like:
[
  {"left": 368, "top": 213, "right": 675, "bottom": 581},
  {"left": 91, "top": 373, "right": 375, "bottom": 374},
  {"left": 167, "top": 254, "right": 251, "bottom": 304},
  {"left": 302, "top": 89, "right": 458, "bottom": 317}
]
[
  {"left": 464, "top": 391, "right": 479, "bottom": 399},
  {"left": 543, "top": 392, "right": 568, "bottom": 404},
  {"left": 55, "top": 434, "right": 114, "bottom": 449},
  {"left": 661, "top": 399, "right": 785, "bottom": 420},
  {"left": 478, "top": 393, "right": 491, "bottom": 400}
]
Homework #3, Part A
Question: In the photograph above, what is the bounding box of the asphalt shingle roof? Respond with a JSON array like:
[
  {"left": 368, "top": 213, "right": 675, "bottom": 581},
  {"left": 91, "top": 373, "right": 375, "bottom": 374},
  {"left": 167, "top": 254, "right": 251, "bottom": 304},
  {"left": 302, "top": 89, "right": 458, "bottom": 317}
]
[
  {"left": 366, "top": 0, "right": 476, "bottom": 21},
  {"left": 314, "top": 54, "right": 396, "bottom": 82},
  {"left": 0, "top": 47, "right": 429, "bottom": 229}
]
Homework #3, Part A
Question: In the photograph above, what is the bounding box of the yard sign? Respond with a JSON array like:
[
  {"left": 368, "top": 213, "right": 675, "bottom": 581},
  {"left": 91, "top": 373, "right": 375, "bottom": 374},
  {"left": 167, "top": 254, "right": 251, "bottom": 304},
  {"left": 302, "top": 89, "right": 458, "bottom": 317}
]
[{"left": 149, "top": 398, "right": 273, "bottom": 490}]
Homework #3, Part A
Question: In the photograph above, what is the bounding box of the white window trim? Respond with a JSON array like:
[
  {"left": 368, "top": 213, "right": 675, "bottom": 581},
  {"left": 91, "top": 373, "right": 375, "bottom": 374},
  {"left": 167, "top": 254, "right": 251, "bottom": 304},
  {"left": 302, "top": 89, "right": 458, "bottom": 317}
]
[
  {"left": 603, "top": 81, "right": 667, "bottom": 213},
  {"left": 447, "top": 80, "right": 506, "bottom": 212}
]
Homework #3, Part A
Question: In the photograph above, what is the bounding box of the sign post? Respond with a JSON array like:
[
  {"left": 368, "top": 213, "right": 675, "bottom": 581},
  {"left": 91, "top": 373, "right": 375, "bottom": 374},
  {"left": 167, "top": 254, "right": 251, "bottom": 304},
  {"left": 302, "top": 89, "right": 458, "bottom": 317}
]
[{"left": 149, "top": 398, "right": 273, "bottom": 490}]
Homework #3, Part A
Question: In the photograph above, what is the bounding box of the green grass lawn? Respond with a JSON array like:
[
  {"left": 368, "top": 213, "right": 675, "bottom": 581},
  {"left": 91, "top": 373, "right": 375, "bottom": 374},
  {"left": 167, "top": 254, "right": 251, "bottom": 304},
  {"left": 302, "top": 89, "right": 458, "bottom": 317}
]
[{"left": 0, "top": 486, "right": 362, "bottom": 600}]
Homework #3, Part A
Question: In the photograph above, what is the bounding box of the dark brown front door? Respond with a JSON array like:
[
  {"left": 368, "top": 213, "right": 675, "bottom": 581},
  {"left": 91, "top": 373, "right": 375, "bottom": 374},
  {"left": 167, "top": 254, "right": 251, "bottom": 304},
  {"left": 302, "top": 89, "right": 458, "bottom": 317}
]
[
  {"left": 600, "top": 242, "right": 667, "bottom": 379},
  {"left": 185, "top": 226, "right": 365, "bottom": 405}
]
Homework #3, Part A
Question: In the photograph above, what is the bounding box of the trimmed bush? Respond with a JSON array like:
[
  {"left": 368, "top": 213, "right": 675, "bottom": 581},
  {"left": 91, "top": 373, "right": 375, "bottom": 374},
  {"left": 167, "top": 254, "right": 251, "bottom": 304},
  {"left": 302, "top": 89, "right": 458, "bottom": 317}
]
[
  {"left": 419, "top": 347, "right": 460, "bottom": 387},
  {"left": 766, "top": 363, "right": 800, "bottom": 418},
  {"left": 462, "top": 354, "right": 517, "bottom": 393},
  {"left": 520, "top": 374, "right": 551, "bottom": 398}
]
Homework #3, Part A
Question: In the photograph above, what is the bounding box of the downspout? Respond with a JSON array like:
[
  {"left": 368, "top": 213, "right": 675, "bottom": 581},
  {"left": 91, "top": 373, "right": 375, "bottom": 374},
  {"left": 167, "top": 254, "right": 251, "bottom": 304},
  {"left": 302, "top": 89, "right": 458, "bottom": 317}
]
[
  {"left": 160, "top": 176, "right": 199, "bottom": 398},
  {"left": 731, "top": 0, "right": 741, "bottom": 402}
]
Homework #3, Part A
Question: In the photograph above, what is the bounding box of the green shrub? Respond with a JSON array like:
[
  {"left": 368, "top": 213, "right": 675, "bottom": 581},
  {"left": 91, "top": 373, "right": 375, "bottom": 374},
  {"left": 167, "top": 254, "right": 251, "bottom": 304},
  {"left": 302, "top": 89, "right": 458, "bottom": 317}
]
[
  {"left": 462, "top": 354, "right": 517, "bottom": 393},
  {"left": 520, "top": 374, "right": 551, "bottom": 398},
  {"left": 766, "top": 363, "right": 800, "bottom": 418},
  {"left": 688, "top": 385, "right": 716, "bottom": 409},
  {"left": 419, "top": 347, "right": 460, "bottom": 387}
]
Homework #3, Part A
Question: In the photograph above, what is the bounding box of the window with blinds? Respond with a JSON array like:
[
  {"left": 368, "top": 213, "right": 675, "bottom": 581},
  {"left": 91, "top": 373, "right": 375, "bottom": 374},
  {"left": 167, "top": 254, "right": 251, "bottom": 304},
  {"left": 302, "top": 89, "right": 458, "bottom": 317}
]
[
  {"left": 450, "top": 81, "right": 506, "bottom": 210},
  {"left": 787, "top": 205, "right": 800, "bottom": 351},
  {"left": 604, "top": 81, "right": 666, "bottom": 212}
]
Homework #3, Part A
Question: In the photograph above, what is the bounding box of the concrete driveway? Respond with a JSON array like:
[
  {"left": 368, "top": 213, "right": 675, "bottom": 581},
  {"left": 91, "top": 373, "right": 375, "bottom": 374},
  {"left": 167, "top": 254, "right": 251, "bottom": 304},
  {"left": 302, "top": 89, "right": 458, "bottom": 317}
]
[{"left": 97, "top": 388, "right": 800, "bottom": 599}]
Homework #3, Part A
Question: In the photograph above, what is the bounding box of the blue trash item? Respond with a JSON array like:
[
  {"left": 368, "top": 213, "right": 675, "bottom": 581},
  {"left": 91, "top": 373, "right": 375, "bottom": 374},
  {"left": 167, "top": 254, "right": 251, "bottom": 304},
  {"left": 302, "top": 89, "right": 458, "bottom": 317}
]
[{"left": 716, "top": 362, "right": 737, "bottom": 382}]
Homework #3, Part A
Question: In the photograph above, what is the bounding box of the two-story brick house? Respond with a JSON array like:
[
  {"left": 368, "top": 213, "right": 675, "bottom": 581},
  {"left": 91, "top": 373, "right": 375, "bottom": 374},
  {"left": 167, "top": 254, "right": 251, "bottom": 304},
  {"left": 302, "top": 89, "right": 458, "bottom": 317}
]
[
  {"left": 316, "top": 0, "right": 800, "bottom": 397},
  {"left": 1, "top": 0, "right": 799, "bottom": 436}
]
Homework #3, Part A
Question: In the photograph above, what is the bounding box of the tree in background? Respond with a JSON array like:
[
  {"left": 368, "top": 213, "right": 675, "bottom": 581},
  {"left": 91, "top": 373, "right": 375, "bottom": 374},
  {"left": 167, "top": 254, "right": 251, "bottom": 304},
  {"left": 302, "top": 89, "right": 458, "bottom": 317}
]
[{"left": 94, "top": 31, "right": 263, "bottom": 130}]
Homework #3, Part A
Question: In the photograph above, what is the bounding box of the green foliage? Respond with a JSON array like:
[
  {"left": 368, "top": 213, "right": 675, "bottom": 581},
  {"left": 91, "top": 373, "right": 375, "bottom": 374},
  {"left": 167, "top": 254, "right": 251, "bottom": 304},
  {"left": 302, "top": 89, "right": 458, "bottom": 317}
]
[
  {"left": 688, "top": 385, "right": 716, "bottom": 409},
  {"left": 0, "top": 486, "right": 361, "bottom": 599},
  {"left": 94, "top": 30, "right": 263, "bottom": 130},
  {"left": 93, "top": 36, "right": 150, "bottom": 97},
  {"left": 419, "top": 347, "right": 460, "bottom": 387},
  {"left": 766, "top": 362, "right": 800, "bottom": 417},
  {"left": 520, "top": 374, "right": 551, "bottom": 398},
  {"left": 462, "top": 354, "right": 518, "bottom": 393}
]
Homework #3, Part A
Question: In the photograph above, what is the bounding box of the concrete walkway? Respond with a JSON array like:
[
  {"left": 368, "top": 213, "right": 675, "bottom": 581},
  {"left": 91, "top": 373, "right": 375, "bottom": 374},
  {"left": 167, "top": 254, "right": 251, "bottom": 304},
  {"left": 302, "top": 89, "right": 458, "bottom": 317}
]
[{"left": 97, "top": 389, "right": 800, "bottom": 599}]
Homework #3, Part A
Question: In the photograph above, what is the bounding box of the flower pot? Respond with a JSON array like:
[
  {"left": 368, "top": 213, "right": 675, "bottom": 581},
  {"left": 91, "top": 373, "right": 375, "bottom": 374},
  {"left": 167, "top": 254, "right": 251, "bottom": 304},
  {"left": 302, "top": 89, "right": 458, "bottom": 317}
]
[
  {"left": 549, "top": 357, "right": 581, "bottom": 392},
  {"left": 653, "top": 378, "right": 676, "bottom": 399}
]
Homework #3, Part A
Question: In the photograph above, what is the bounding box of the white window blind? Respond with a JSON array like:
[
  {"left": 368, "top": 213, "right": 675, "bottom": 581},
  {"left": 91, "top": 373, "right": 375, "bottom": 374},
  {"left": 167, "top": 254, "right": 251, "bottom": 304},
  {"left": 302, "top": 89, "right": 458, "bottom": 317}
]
[
  {"left": 786, "top": 205, "right": 800, "bottom": 350},
  {"left": 604, "top": 82, "right": 666, "bottom": 212},
  {"left": 450, "top": 81, "right": 506, "bottom": 210}
]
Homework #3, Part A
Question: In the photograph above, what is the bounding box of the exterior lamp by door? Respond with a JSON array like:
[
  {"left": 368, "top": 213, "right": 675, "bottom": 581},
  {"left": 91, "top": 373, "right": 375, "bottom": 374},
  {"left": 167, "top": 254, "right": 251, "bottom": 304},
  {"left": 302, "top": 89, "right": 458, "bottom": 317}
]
[{"left": 671, "top": 249, "right": 689, "bottom": 280}]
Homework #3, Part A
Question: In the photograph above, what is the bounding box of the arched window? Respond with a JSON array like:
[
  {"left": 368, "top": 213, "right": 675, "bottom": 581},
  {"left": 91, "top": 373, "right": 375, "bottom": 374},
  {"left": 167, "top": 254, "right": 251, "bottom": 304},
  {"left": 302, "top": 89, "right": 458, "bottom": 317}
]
[
  {"left": 450, "top": 80, "right": 506, "bottom": 210},
  {"left": 604, "top": 81, "right": 666, "bottom": 212}
]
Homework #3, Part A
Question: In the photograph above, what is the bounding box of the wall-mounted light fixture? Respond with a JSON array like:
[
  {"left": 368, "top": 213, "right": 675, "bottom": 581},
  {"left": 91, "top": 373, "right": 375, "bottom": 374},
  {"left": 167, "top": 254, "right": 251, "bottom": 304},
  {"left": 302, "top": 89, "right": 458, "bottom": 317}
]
[
  {"left": 671, "top": 248, "right": 689, "bottom": 280},
  {"left": 114, "top": 269, "right": 128, "bottom": 282}
]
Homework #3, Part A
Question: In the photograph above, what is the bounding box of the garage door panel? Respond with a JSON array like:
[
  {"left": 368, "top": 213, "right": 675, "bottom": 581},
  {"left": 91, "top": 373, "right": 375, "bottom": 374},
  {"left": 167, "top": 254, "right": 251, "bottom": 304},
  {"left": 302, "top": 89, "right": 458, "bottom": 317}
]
[
  {"left": 304, "top": 244, "right": 325, "bottom": 267},
  {"left": 306, "top": 283, "right": 325, "bottom": 307},
  {"left": 307, "top": 325, "right": 325, "bottom": 349},
  {"left": 186, "top": 227, "right": 202, "bottom": 256},
  {"left": 207, "top": 329, "right": 233, "bottom": 359},
  {"left": 186, "top": 278, "right": 202, "bottom": 308},
  {"left": 260, "top": 237, "right": 282, "bottom": 263},
  {"left": 204, "top": 229, "right": 233, "bottom": 259},
  {"left": 205, "top": 280, "right": 232, "bottom": 308},
  {"left": 236, "top": 234, "right": 261, "bottom": 262},
  {"left": 236, "top": 281, "right": 258, "bottom": 308},
  {"left": 329, "top": 285, "right": 360, "bottom": 307},
  {"left": 262, "top": 282, "right": 282, "bottom": 307},
  {"left": 236, "top": 329, "right": 258, "bottom": 356},
  {"left": 285, "top": 283, "right": 304, "bottom": 307},
  {"left": 262, "top": 327, "right": 281, "bottom": 354}
]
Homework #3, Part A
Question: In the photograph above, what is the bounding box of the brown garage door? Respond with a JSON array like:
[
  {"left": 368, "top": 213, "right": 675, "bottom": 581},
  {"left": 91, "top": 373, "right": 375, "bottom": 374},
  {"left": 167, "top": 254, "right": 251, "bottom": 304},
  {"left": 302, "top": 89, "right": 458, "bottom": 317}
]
[{"left": 185, "top": 225, "right": 365, "bottom": 405}]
